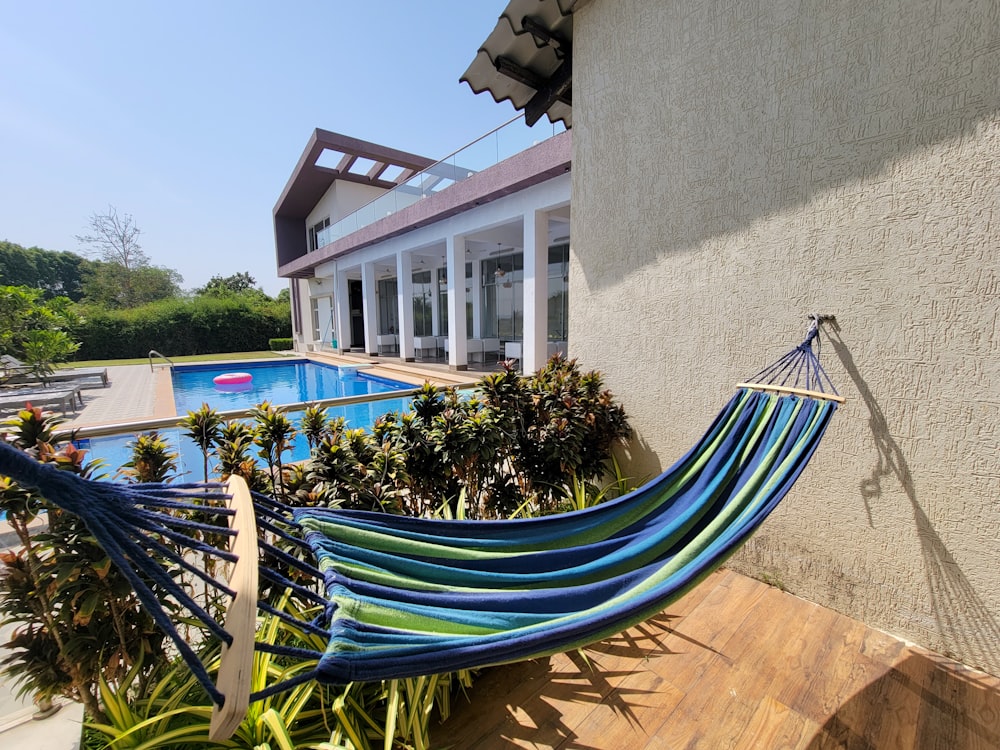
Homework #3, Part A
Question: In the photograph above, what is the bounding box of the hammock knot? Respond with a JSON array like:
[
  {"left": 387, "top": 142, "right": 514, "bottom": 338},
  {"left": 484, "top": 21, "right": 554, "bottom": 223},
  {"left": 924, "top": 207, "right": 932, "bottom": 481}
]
[{"left": 311, "top": 600, "right": 338, "bottom": 629}]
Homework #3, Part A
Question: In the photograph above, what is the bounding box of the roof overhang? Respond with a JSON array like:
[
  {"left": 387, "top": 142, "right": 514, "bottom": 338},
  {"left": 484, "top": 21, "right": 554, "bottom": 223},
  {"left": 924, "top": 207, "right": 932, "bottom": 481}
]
[
  {"left": 273, "top": 129, "right": 435, "bottom": 221},
  {"left": 277, "top": 130, "right": 571, "bottom": 279},
  {"left": 461, "top": 0, "right": 590, "bottom": 128},
  {"left": 272, "top": 130, "right": 437, "bottom": 271}
]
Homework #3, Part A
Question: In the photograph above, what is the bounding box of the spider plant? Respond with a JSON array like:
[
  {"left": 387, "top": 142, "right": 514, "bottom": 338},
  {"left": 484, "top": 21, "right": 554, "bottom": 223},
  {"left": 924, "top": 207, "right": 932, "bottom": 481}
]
[{"left": 86, "top": 592, "right": 476, "bottom": 750}]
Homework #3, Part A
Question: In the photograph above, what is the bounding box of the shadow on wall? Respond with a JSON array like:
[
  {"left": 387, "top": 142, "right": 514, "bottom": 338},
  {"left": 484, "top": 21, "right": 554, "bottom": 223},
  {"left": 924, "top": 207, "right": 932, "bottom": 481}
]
[
  {"left": 616, "top": 429, "right": 662, "bottom": 487},
  {"left": 805, "top": 651, "right": 1000, "bottom": 749},
  {"left": 827, "top": 327, "right": 1000, "bottom": 673},
  {"left": 574, "top": 1, "right": 1000, "bottom": 288}
]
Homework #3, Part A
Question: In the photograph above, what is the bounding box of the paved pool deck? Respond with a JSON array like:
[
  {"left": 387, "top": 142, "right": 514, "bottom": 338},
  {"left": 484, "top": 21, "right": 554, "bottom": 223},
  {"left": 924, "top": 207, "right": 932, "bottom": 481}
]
[{"left": 55, "top": 355, "right": 481, "bottom": 432}]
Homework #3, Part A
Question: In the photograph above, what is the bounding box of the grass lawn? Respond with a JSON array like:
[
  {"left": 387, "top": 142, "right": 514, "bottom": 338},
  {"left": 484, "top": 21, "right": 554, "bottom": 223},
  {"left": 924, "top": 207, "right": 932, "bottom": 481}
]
[{"left": 60, "top": 350, "right": 290, "bottom": 368}]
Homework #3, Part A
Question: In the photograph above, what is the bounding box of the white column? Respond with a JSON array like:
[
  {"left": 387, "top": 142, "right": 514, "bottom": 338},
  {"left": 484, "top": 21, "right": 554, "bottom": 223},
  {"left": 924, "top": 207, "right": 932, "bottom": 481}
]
[
  {"left": 361, "top": 261, "right": 378, "bottom": 356},
  {"left": 446, "top": 233, "right": 468, "bottom": 369},
  {"left": 523, "top": 210, "right": 549, "bottom": 373},
  {"left": 396, "top": 252, "right": 415, "bottom": 361},
  {"left": 334, "top": 269, "right": 350, "bottom": 352}
]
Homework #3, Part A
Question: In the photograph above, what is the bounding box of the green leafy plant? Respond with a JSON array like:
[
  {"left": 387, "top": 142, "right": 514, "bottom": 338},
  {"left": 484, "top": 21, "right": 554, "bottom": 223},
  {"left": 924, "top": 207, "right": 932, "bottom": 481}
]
[
  {"left": 180, "top": 403, "right": 223, "bottom": 483},
  {"left": 84, "top": 593, "right": 475, "bottom": 750},
  {"left": 0, "top": 409, "right": 163, "bottom": 723},
  {"left": 479, "top": 355, "right": 632, "bottom": 515},
  {"left": 299, "top": 403, "right": 330, "bottom": 452},
  {"left": 250, "top": 401, "right": 297, "bottom": 499},
  {"left": 215, "top": 420, "right": 268, "bottom": 491},
  {"left": 116, "top": 431, "right": 179, "bottom": 483},
  {"left": 0, "top": 285, "right": 80, "bottom": 379},
  {"left": 307, "top": 425, "right": 407, "bottom": 513}
]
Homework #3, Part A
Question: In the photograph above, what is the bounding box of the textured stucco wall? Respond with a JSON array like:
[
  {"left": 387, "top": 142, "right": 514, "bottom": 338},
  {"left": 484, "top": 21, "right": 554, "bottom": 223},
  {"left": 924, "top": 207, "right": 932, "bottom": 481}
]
[{"left": 570, "top": 0, "right": 1000, "bottom": 674}]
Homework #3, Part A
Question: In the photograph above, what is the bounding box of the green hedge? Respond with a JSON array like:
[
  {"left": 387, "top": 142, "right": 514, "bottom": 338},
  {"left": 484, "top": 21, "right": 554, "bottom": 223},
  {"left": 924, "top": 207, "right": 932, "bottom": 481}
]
[
  {"left": 268, "top": 337, "right": 293, "bottom": 351},
  {"left": 70, "top": 297, "right": 292, "bottom": 360}
]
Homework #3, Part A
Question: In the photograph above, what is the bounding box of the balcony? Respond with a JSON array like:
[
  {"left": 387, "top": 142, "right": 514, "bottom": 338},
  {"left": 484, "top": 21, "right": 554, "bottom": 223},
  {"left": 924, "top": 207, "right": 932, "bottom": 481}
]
[{"left": 312, "top": 114, "right": 564, "bottom": 252}]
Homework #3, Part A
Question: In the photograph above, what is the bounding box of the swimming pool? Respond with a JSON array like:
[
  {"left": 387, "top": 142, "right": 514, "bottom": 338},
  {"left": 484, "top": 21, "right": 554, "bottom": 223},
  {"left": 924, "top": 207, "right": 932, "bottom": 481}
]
[
  {"left": 66, "top": 360, "right": 419, "bottom": 481},
  {"left": 76, "top": 390, "right": 418, "bottom": 481},
  {"left": 171, "top": 359, "right": 410, "bottom": 413}
]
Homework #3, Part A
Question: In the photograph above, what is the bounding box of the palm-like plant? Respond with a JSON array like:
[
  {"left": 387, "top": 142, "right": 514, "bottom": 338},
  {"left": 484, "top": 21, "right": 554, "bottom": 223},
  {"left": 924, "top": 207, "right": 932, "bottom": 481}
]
[
  {"left": 299, "top": 403, "right": 329, "bottom": 452},
  {"left": 180, "top": 403, "right": 223, "bottom": 482},
  {"left": 250, "top": 402, "right": 296, "bottom": 499},
  {"left": 216, "top": 420, "right": 268, "bottom": 492},
  {"left": 116, "top": 431, "right": 178, "bottom": 484}
]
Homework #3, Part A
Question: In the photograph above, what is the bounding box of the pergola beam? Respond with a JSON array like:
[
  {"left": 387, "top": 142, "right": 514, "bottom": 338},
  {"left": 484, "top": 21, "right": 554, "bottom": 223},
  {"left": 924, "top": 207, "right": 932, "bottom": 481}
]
[
  {"left": 366, "top": 161, "right": 389, "bottom": 180},
  {"left": 494, "top": 55, "right": 571, "bottom": 107},
  {"left": 521, "top": 15, "right": 569, "bottom": 52},
  {"left": 524, "top": 56, "right": 572, "bottom": 126},
  {"left": 335, "top": 154, "right": 357, "bottom": 173}
]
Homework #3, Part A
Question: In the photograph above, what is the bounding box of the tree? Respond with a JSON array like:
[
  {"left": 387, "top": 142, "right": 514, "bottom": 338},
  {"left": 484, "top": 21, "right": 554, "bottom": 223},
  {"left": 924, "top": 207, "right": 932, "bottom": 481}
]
[
  {"left": 75, "top": 208, "right": 182, "bottom": 308},
  {"left": 196, "top": 272, "right": 259, "bottom": 296},
  {"left": 76, "top": 206, "right": 146, "bottom": 271},
  {"left": 0, "top": 241, "right": 89, "bottom": 301},
  {"left": 0, "top": 286, "right": 80, "bottom": 372},
  {"left": 81, "top": 261, "right": 182, "bottom": 308}
]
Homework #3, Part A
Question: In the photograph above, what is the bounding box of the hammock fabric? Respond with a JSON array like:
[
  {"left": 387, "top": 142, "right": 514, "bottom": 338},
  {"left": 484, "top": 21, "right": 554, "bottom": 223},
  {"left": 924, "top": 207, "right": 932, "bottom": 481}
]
[
  {"left": 297, "top": 384, "right": 838, "bottom": 685},
  {"left": 0, "top": 319, "right": 841, "bottom": 739}
]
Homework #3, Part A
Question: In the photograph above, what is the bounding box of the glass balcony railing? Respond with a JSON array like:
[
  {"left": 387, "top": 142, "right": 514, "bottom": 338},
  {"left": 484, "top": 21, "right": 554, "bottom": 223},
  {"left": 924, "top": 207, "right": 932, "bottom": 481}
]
[{"left": 313, "top": 114, "right": 565, "bottom": 251}]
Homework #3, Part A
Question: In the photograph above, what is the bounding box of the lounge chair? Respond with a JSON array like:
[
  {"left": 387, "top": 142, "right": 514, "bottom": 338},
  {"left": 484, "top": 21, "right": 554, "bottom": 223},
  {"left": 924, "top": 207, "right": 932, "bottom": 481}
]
[
  {"left": 0, "top": 354, "right": 109, "bottom": 388},
  {"left": 0, "top": 385, "right": 84, "bottom": 415}
]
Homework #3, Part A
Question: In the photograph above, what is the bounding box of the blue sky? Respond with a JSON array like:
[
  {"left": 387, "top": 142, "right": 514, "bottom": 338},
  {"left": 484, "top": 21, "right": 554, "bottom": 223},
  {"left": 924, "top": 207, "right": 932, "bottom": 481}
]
[{"left": 0, "top": 1, "right": 552, "bottom": 295}]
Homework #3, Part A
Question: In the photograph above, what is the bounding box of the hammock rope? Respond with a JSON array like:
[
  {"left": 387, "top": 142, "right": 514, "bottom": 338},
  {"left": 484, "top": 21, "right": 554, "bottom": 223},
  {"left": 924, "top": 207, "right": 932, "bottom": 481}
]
[{"left": 0, "top": 320, "right": 842, "bottom": 740}]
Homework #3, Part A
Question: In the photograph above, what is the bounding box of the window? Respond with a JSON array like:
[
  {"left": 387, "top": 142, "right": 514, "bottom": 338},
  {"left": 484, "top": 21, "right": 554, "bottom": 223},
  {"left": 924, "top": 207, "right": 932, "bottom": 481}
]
[
  {"left": 436, "top": 267, "right": 448, "bottom": 334},
  {"left": 547, "top": 244, "right": 569, "bottom": 342},
  {"left": 309, "top": 217, "right": 330, "bottom": 252},
  {"left": 311, "top": 297, "right": 321, "bottom": 341},
  {"left": 310, "top": 295, "right": 333, "bottom": 342},
  {"left": 481, "top": 253, "right": 523, "bottom": 340},
  {"left": 436, "top": 263, "right": 473, "bottom": 336},
  {"left": 412, "top": 270, "right": 432, "bottom": 336},
  {"left": 376, "top": 277, "right": 398, "bottom": 334}
]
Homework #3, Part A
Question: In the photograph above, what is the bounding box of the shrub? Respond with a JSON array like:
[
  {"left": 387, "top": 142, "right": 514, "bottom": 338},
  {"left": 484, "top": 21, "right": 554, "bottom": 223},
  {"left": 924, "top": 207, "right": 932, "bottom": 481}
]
[
  {"left": 0, "top": 407, "right": 166, "bottom": 723},
  {"left": 302, "top": 355, "right": 632, "bottom": 519},
  {"left": 268, "top": 337, "right": 293, "bottom": 351},
  {"left": 70, "top": 296, "right": 291, "bottom": 359}
]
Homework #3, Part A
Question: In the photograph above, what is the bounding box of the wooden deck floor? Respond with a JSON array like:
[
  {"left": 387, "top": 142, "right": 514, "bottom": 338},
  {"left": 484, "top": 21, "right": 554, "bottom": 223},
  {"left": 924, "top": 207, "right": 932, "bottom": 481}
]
[{"left": 433, "top": 570, "right": 1000, "bottom": 749}]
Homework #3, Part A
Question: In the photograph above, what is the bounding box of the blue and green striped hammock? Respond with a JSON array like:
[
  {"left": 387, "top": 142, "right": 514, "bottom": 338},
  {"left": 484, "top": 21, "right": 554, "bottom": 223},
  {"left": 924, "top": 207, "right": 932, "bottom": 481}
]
[{"left": 0, "top": 320, "right": 841, "bottom": 738}]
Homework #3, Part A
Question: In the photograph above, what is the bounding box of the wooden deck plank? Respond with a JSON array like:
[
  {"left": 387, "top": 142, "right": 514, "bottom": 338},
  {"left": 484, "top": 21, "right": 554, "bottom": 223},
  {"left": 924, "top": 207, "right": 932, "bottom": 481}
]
[
  {"left": 735, "top": 695, "right": 817, "bottom": 750},
  {"left": 911, "top": 650, "right": 1000, "bottom": 750},
  {"left": 431, "top": 571, "right": 1000, "bottom": 750},
  {"left": 551, "top": 668, "right": 685, "bottom": 750}
]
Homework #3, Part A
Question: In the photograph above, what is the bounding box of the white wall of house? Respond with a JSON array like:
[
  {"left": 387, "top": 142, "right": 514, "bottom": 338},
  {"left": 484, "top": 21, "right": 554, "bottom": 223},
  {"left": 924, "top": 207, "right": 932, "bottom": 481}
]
[
  {"left": 306, "top": 181, "right": 387, "bottom": 231},
  {"left": 571, "top": 0, "right": 1000, "bottom": 674},
  {"left": 307, "top": 173, "right": 571, "bottom": 368}
]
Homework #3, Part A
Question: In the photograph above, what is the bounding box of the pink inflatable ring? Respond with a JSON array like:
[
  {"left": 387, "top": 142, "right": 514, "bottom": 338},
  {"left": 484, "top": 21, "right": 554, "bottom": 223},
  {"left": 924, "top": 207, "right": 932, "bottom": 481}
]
[{"left": 213, "top": 372, "right": 253, "bottom": 391}]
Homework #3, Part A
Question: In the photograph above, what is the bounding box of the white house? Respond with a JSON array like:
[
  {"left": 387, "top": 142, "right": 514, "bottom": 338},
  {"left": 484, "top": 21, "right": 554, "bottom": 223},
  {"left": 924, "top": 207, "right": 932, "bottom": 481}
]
[{"left": 273, "top": 122, "right": 571, "bottom": 374}]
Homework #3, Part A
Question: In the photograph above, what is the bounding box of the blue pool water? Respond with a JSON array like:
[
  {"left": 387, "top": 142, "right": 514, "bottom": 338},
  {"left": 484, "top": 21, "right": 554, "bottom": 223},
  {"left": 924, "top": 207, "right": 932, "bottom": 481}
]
[
  {"left": 75, "top": 393, "right": 417, "bottom": 481},
  {"left": 171, "top": 359, "right": 410, "bottom": 413},
  {"left": 69, "top": 359, "right": 418, "bottom": 481}
]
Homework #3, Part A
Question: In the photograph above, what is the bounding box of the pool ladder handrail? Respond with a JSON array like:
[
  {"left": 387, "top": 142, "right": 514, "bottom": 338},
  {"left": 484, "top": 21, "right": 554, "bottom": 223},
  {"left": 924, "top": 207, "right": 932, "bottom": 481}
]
[{"left": 149, "top": 349, "right": 175, "bottom": 371}]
